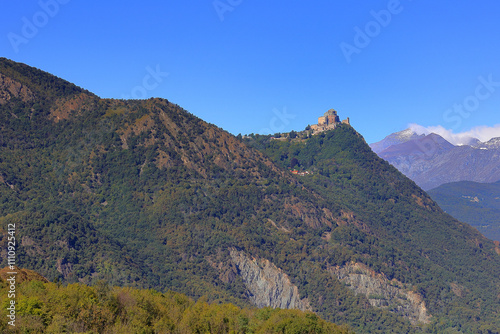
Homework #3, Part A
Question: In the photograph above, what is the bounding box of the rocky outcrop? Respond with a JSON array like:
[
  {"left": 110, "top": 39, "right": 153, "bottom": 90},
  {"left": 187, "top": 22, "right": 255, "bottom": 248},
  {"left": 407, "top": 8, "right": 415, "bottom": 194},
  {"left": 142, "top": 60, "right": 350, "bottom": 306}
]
[
  {"left": 229, "top": 249, "right": 310, "bottom": 311},
  {"left": 0, "top": 73, "right": 35, "bottom": 104},
  {"left": 49, "top": 93, "right": 93, "bottom": 122},
  {"left": 330, "top": 262, "right": 431, "bottom": 325}
]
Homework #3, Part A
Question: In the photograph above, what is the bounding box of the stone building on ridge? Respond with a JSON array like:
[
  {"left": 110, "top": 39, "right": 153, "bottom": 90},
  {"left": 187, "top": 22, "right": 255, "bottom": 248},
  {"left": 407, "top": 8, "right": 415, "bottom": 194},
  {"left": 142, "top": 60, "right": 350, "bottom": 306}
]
[
  {"left": 318, "top": 109, "right": 340, "bottom": 126},
  {"left": 310, "top": 109, "right": 350, "bottom": 134}
]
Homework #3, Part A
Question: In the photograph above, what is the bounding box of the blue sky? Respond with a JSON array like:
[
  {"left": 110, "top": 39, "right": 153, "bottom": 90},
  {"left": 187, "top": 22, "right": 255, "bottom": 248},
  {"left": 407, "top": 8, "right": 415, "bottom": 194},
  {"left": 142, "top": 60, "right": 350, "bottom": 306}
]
[{"left": 2, "top": 0, "right": 500, "bottom": 144}]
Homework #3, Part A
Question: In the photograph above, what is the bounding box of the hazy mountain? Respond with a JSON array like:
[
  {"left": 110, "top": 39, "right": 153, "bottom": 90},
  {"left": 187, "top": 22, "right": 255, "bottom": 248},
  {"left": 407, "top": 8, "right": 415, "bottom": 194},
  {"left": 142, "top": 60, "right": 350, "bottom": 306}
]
[
  {"left": 1, "top": 58, "right": 499, "bottom": 333},
  {"left": 428, "top": 180, "right": 500, "bottom": 242},
  {"left": 371, "top": 129, "right": 500, "bottom": 190},
  {"left": 474, "top": 137, "right": 500, "bottom": 150},
  {"left": 369, "top": 128, "right": 425, "bottom": 154},
  {"left": 376, "top": 133, "right": 455, "bottom": 160}
]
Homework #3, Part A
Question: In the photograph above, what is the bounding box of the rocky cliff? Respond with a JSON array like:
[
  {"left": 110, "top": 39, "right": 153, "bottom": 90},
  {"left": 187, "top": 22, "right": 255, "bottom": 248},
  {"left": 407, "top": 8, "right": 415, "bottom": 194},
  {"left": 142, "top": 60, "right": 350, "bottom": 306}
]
[
  {"left": 330, "top": 262, "right": 431, "bottom": 325},
  {"left": 229, "top": 249, "right": 311, "bottom": 311},
  {"left": 0, "top": 72, "right": 35, "bottom": 104}
]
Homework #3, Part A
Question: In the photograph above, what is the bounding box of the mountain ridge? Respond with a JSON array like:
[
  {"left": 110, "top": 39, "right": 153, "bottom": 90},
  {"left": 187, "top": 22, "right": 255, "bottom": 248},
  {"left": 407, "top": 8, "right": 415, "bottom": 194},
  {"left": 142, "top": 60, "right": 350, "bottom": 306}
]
[
  {"left": 371, "top": 128, "right": 500, "bottom": 190},
  {"left": 1, "top": 58, "right": 499, "bottom": 333},
  {"left": 369, "top": 128, "right": 425, "bottom": 154}
]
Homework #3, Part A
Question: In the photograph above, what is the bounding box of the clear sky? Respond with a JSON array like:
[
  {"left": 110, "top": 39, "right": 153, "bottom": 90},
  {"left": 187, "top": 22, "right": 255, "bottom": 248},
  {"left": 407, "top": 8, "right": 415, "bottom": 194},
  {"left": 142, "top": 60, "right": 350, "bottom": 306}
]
[{"left": 2, "top": 0, "right": 500, "bottom": 144}]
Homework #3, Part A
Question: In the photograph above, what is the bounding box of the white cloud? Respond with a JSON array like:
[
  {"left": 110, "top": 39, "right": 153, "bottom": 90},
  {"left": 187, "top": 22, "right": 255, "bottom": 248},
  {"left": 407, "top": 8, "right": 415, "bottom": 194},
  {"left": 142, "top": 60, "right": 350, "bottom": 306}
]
[{"left": 408, "top": 123, "right": 500, "bottom": 146}]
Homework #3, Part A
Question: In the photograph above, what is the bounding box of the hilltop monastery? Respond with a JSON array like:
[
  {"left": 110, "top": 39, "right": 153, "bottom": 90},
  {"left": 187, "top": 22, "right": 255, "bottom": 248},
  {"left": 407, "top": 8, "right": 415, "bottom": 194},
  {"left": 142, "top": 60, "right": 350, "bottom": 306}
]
[{"left": 310, "top": 109, "right": 350, "bottom": 134}]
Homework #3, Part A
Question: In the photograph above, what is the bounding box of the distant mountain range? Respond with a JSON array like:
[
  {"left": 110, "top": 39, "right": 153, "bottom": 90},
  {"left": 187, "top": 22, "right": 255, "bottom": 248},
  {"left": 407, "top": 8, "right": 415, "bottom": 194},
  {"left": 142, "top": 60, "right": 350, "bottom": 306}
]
[{"left": 370, "top": 129, "right": 500, "bottom": 190}]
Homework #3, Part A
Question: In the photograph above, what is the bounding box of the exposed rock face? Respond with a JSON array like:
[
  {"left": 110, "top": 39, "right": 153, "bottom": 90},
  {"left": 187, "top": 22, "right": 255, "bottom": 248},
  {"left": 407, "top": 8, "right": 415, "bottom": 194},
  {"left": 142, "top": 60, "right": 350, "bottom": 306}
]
[
  {"left": 229, "top": 249, "right": 310, "bottom": 311},
  {"left": 330, "top": 262, "right": 431, "bottom": 325},
  {"left": 49, "top": 93, "right": 93, "bottom": 122},
  {"left": 0, "top": 73, "right": 35, "bottom": 104}
]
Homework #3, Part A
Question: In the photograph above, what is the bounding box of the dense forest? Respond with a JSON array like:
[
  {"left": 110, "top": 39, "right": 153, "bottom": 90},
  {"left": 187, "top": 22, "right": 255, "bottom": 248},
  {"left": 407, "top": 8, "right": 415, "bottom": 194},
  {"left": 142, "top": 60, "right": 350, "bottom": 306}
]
[
  {"left": 428, "top": 180, "right": 500, "bottom": 242},
  {"left": 0, "top": 268, "right": 354, "bottom": 334},
  {"left": 244, "top": 127, "right": 500, "bottom": 333},
  {"left": 1, "top": 58, "right": 499, "bottom": 333}
]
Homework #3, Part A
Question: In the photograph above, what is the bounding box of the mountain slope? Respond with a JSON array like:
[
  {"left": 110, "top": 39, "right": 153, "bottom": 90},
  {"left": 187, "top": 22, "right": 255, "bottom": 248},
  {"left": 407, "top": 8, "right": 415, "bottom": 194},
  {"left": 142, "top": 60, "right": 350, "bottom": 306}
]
[
  {"left": 369, "top": 128, "right": 425, "bottom": 154},
  {"left": 428, "top": 180, "right": 500, "bottom": 242},
  {"left": 0, "top": 58, "right": 413, "bottom": 333},
  {"left": 245, "top": 127, "right": 500, "bottom": 333},
  {"left": 1, "top": 58, "right": 499, "bottom": 333},
  {"left": 371, "top": 130, "right": 500, "bottom": 190}
]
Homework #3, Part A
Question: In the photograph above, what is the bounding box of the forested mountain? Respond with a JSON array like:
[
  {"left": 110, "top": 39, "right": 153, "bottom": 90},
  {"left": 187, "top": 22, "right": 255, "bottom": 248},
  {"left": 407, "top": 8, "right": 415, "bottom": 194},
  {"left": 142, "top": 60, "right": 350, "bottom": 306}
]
[
  {"left": 1, "top": 58, "right": 499, "bottom": 333},
  {"left": 428, "top": 180, "right": 500, "bottom": 242}
]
